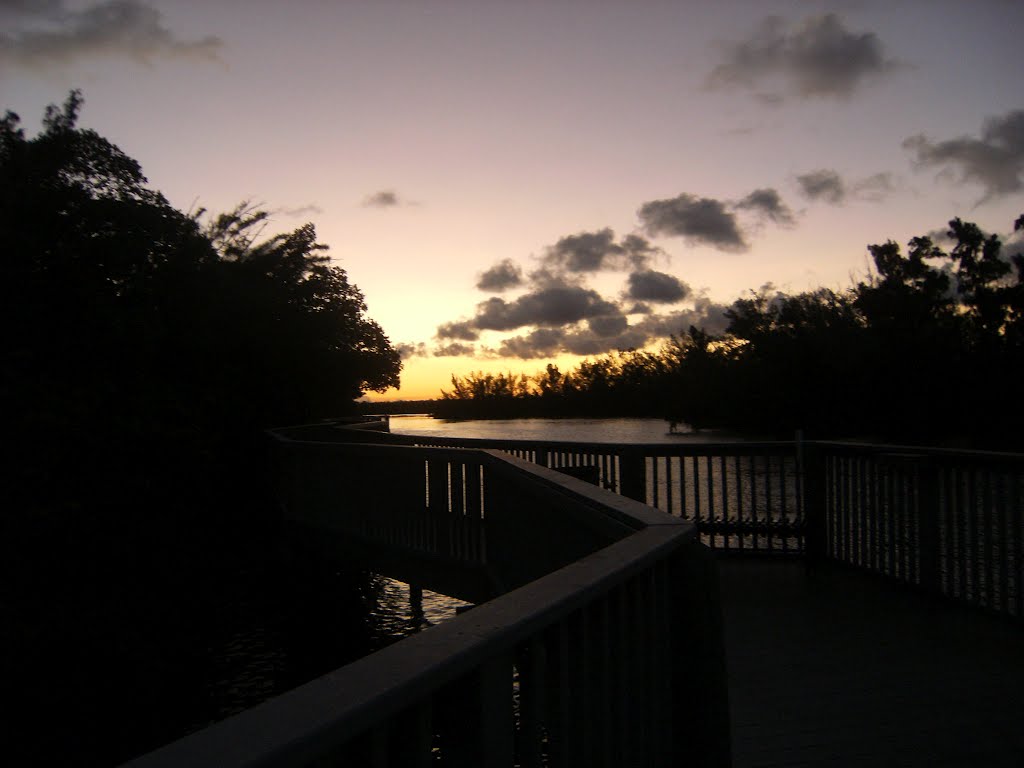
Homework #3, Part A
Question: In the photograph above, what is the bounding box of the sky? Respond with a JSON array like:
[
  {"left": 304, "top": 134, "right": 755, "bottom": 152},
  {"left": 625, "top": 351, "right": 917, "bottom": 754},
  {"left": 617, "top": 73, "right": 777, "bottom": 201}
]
[{"left": 3, "top": 0, "right": 1023, "bottom": 400}]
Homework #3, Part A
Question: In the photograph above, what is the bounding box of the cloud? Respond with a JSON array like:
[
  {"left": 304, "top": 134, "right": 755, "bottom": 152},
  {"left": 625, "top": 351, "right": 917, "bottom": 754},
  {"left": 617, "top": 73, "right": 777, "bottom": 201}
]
[
  {"left": 362, "top": 190, "right": 403, "bottom": 208},
  {"left": 545, "top": 228, "right": 620, "bottom": 272},
  {"left": 851, "top": 172, "right": 895, "bottom": 202},
  {"left": 436, "top": 320, "right": 479, "bottom": 341},
  {"left": 734, "top": 187, "right": 796, "bottom": 225},
  {"left": 476, "top": 258, "right": 523, "bottom": 292},
  {"left": 433, "top": 342, "right": 475, "bottom": 357},
  {"left": 485, "top": 295, "right": 732, "bottom": 360},
  {"left": 796, "top": 169, "right": 846, "bottom": 203},
  {"left": 626, "top": 270, "right": 691, "bottom": 304},
  {"left": 796, "top": 168, "right": 897, "bottom": 205},
  {"left": 706, "top": 13, "right": 901, "bottom": 101},
  {"left": 474, "top": 286, "right": 620, "bottom": 331},
  {"left": 495, "top": 328, "right": 565, "bottom": 359},
  {"left": 277, "top": 203, "right": 324, "bottom": 218},
  {"left": 395, "top": 342, "right": 427, "bottom": 359},
  {"left": 0, "top": 0, "right": 222, "bottom": 69},
  {"left": 587, "top": 313, "right": 630, "bottom": 338},
  {"left": 903, "top": 110, "right": 1024, "bottom": 201},
  {"left": 543, "top": 228, "right": 661, "bottom": 273},
  {"left": 638, "top": 193, "right": 747, "bottom": 251}
]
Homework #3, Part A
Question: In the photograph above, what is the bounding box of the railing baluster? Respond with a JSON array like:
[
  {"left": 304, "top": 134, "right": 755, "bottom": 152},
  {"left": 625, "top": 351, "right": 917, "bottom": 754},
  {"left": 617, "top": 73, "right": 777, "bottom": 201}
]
[
  {"left": 666, "top": 455, "right": 674, "bottom": 518},
  {"left": 779, "top": 453, "right": 788, "bottom": 554},
  {"left": 765, "top": 454, "right": 774, "bottom": 553},
  {"left": 652, "top": 455, "right": 661, "bottom": 510},
  {"left": 750, "top": 454, "right": 760, "bottom": 552},
  {"left": 735, "top": 455, "right": 745, "bottom": 552},
  {"left": 692, "top": 455, "right": 702, "bottom": 533},
  {"left": 998, "top": 472, "right": 1010, "bottom": 615},
  {"left": 721, "top": 455, "right": 730, "bottom": 551},
  {"left": 706, "top": 455, "right": 716, "bottom": 548},
  {"left": 984, "top": 470, "right": 995, "bottom": 610}
]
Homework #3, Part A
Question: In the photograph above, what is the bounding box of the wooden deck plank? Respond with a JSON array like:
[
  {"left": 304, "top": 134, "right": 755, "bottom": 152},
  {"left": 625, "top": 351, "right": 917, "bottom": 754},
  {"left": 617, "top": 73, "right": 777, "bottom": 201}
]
[{"left": 718, "top": 558, "right": 1024, "bottom": 768}]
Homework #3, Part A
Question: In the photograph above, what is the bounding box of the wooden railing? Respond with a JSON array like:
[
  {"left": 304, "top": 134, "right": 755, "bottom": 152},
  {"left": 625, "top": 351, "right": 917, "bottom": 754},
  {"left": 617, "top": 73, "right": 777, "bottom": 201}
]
[
  {"left": 803, "top": 442, "right": 1024, "bottom": 618},
  {"left": 349, "top": 431, "right": 806, "bottom": 554},
  {"left": 348, "top": 428, "right": 1024, "bottom": 620},
  {"left": 123, "top": 435, "right": 729, "bottom": 767}
]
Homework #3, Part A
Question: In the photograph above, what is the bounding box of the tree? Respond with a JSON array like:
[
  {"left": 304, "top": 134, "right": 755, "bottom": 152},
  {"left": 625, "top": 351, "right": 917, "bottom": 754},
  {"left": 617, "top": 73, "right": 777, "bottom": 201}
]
[{"left": 1, "top": 91, "right": 402, "bottom": 508}]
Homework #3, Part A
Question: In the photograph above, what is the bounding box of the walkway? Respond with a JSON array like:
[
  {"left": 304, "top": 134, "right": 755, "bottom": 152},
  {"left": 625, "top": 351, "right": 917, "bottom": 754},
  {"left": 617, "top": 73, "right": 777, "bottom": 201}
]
[{"left": 718, "top": 558, "right": 1024, "bottom": 767}]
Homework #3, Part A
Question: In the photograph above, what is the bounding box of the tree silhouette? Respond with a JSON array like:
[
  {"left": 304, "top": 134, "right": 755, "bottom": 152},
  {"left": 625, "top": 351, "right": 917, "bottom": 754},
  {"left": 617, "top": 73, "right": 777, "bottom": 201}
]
[
  {"left": 2, "top": 91, "right": 404, "bottom": 765},
  {"left": 435, "top": 215, "right": 1022, "bottom": 446},
  {"left": 2, "top": 91, "right": 401, "bottom": 503}
]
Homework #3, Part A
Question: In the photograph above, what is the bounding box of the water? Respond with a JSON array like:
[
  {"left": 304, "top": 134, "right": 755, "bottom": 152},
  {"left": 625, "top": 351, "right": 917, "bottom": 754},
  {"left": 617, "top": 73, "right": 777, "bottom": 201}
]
[{"left": 390, "top": 414, "right": 746, "bottom": 444}]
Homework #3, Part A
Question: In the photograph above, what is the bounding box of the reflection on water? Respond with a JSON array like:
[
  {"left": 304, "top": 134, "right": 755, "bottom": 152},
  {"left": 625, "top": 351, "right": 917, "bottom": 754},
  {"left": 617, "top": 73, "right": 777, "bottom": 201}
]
[
  {"left": 390, "top": 414, "right": 748, "bottom": 444},
  {"left": 191, "top": 569, "right": 470, "bottom": 735},
  {"left": 369, "top": 575, "right": 472, "bottom": 640}
]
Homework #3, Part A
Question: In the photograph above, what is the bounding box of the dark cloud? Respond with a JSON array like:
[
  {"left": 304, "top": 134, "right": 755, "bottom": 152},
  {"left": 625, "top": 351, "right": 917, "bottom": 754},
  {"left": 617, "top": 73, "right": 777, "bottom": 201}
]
[
  {"left": 903, "top": 110, "right": 1024, "bottom": 201},
  {"left": 436, "top": 320, "right": 479, "bottom": 341},
  {"left": 796, "top": 169, "right": 846, "bottom": 204},
  {"left": 587, "top": 313, "right": 629, "bottom": 338},
  {"left": 734, "top": 187, "right": 796, "bottom": 225},
  {"left": 620, "top": 234, "right": 662, "bottom": 270},
  {"left": 362, "top": 190, "right": 401, "bottom": 208},
  {"left": 485, "top": 295, "right": 732, "bottom": 360},
  {"left": 638, "top": 193, "right": 747, "bottom": 251},
  {"left": 706, "top": 14, "right": 900, "bottom": 101},
  {"left": 496, "top": 328, "right": 565, "bottom": 359},
  {"left": 395, "top": 342, "right": 427, "bottom": 359},
  {"left": 433, "top": 342, "right": 475, "bottom": 357},
  {"left": 546, "top": 228, "right": 620, "bottom": 272},
  {"left": 543, "top": 229, "right": 661, "bottom": 273},
  {"left": 474, "top": 286, "right": 620, "bottom": 331},
  {"left": 626, "top": 270, "right": 691, "bottom": 304},
  {"left": 631, "top": 297, "right": 732, "bottom": 339},
  {"left": 796, "top": 169, "right": 897, "bottom": 205},
  {"left": 0, "top": 0, "right": 222, "bottom": 68},
  {"left": 476, "top": 258, "right": 523, "bottom": 292}
]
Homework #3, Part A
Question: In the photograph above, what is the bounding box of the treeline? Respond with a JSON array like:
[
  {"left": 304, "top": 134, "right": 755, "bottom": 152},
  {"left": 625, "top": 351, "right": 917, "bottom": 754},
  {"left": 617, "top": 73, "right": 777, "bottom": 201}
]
[{"left": 436, "top": 215, "right": 1024, "bottom": 448}]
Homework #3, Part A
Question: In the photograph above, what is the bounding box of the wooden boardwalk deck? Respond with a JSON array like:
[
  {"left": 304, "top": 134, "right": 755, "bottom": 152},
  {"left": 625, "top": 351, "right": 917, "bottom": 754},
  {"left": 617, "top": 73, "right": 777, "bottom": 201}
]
[{"left": 717, "top": 558, "right": 1024, "bottom": 767}]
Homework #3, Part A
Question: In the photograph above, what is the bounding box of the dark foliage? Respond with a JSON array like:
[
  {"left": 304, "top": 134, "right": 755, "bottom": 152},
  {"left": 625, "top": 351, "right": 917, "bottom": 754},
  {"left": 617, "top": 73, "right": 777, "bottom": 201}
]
[{"left": 1, "top": 93, "right": 401, "bottom": 765}]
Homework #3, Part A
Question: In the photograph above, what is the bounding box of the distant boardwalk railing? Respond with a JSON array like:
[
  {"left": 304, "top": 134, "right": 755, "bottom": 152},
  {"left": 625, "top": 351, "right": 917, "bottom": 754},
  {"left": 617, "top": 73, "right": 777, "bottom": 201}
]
[
  {"left": 124, "top": 430, "right": 729, "bottom": 767},
  {"left": 807, "top": 442, "right": 1024, "bottom": 618},
  {"left": 346, "top": 429, "right": 1024, "bottom": 620}
]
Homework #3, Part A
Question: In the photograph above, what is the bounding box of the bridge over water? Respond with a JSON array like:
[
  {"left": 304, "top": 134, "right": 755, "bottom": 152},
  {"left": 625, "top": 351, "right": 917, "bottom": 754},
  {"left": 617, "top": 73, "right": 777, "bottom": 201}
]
[{"left": 125, "top": 421, "right": 1024, "bottom": 767}]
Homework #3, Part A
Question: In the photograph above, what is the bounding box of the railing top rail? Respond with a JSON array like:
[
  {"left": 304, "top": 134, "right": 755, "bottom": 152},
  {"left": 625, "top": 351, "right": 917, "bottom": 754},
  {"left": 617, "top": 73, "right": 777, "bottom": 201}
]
[
  {"left": 124, "top": 497, "right": 694, "bottom": 768},
  {"left": 271, "top": 433, "right": 690, "bottom": 533},
  {"left": 298, "top": 425, "right": 800, "bottom": 455},
  {"left": 482, "top": 449, "right": 682, "bottom": 530},
  {"left": 805, "top": 439, "right": 1024, "bottom": 464}
]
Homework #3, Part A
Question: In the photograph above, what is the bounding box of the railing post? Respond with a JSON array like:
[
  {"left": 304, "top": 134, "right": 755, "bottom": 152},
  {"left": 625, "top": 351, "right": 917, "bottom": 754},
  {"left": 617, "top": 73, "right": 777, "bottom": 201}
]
[
  {"left": 917, "top": 459, "right": 942, "bottom": 595},
  {"left": 619, "top": 448, "right": 647, "bottom": 503},
  {"left": 802, "top": 441, "right": 828, "bottom": 564}
]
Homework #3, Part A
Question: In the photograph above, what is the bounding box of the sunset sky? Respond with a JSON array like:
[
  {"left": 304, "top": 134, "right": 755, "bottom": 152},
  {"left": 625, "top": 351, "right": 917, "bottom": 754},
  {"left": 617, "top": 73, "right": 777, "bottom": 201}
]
[{"left": 3, "top": 0, "right": 1022, "bottom": 400}]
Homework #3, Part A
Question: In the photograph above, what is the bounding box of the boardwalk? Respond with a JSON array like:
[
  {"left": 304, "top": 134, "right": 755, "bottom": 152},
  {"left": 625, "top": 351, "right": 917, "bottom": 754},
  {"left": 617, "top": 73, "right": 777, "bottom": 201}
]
[{"left": 719, "top": 558, "right": 1024, "bottom": 768}]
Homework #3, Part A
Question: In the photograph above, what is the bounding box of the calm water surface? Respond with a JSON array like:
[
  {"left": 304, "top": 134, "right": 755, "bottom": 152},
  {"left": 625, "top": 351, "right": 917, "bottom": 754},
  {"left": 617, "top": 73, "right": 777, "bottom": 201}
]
[{"left": 389, "top": 414, "right": 746, "bottom": 444}]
